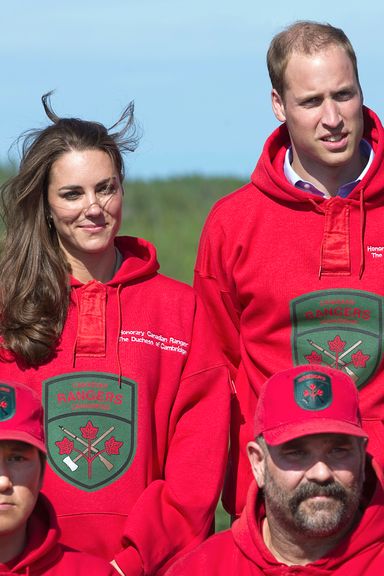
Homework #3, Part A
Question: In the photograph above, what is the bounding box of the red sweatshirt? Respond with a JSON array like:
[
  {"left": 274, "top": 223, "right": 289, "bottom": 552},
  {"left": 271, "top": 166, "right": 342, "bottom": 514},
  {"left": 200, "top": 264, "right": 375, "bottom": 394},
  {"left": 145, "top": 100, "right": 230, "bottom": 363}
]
[
  {"left": 194, "top": 106, "right": 384, "bottom": 516},
  {"left": 166, "top": 460, "right": 384, "bottom": 575},
  {"left": 0, "top": 237, "right": 230, "bottom": 576},
  {"left": 0, "top": 494, "right": 116, "bottom": 575}
]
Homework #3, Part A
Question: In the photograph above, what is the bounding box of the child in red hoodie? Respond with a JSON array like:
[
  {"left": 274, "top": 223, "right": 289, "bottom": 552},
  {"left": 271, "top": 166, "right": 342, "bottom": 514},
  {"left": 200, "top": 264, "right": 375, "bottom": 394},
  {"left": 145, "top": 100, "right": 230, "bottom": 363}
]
[{"left": 0, "top": 380, "right": 117, "bottom": 575}]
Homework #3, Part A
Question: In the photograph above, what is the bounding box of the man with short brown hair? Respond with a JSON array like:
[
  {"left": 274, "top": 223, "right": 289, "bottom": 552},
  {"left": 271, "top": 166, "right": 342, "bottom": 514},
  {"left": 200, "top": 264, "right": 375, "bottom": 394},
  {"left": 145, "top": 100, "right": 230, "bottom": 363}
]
[{"left": 194, "top": 20, "right": 384, "bottom": 519}]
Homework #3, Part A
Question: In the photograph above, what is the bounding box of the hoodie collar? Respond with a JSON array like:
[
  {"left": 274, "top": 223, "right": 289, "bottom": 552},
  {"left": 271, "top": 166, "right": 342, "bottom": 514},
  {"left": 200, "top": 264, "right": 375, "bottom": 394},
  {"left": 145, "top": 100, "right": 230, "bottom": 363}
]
[
  {"left": 252, "top": 106, "right": 384, "bottom": 278},
  {"left": 70, "top": 236, "right": 160, "bottom": 288},
  {"left": 252, "top": 106, "right": 384, "bottom": 208},
  {"left": 69, "top": 236, "right": 159, "bottom": 379},
  {"left": 1, "top": 494, "right": 61, "bottom": 574}
]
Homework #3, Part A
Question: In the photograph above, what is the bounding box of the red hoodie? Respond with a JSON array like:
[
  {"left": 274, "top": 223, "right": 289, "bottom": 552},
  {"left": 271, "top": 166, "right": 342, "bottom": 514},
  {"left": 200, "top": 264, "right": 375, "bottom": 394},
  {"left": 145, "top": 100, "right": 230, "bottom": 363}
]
[
  {"left": 0, "top": 494, "right": 116, "bottom": 575},
  {"left": 194, "top": 106, "right": 384, "bottom": 516},
  {"left": 165, "top": 460, "right": 384, "bottom": 575},
  {"left": 0, "top": 236, "right": 230, "bottom": 576}
]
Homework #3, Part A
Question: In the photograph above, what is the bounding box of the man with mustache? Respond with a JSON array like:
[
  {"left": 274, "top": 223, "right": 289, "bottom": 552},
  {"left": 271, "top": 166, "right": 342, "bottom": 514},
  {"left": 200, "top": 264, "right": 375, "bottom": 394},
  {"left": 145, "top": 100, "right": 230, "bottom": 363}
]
[{"left": 166, "top": 365, "right": 384, "bottom": 574}]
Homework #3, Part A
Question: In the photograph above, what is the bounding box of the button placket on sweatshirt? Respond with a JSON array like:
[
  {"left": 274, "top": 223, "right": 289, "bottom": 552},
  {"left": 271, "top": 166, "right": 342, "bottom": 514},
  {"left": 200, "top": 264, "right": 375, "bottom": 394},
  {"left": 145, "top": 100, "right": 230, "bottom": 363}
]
[
  {"left": 76, "top": 281, "right": 107, "bottom": 356},
  {"left": 320, "top": 198, "right": 351, "bottom": 276}
]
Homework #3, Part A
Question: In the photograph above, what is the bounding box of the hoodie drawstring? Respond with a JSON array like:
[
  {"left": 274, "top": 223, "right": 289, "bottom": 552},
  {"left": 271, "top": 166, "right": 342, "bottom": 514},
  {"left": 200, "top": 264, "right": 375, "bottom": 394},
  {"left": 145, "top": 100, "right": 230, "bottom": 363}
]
[
  {"left": 359, "top": 188, "right": 366, "bottom": 279},
  {"left": 116, "top": 284, "right": 123, "bottom": 388},
  {"left": 71, "top": 289, "right": 79, "bottom": 368}
]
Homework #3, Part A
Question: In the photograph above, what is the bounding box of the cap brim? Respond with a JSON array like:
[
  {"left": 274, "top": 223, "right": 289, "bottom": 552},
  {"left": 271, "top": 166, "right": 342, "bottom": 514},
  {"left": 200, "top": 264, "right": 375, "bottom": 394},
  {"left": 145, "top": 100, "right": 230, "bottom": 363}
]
[
  {"left": 0, "top": 431, "right": 46, "bottom": 454},
  {"left": 263, "top": 418, "right": 368, "bottom": 446}
]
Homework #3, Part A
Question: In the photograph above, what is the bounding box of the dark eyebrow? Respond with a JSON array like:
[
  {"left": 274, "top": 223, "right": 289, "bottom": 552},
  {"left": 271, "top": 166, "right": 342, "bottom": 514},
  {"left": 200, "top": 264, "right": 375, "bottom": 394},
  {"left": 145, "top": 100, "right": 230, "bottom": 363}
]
[
  {"left": 57, "top": 176, "right": 117, "bottom": 193},
  {"left": 1, "top": 440, "right": 35, "bottom": 452},
  {"left": 57, "top": 184, "right": 83, "bottom": 192},
  {"left": 330, "top": 84, "right": 357, "bottom": 96},
  {"left": 95, "top": 177, "right": 117, "bottom": 188},
  {"left": 281, "top": 438, "right": 305, "bottom": 449}
]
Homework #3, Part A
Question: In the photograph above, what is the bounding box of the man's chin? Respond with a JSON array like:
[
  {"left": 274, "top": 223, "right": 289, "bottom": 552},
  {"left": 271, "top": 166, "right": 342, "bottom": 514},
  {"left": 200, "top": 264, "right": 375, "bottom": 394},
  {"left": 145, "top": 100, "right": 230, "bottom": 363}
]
[{"left": 293, "top": 500, "right": 345, "bottom": 535}]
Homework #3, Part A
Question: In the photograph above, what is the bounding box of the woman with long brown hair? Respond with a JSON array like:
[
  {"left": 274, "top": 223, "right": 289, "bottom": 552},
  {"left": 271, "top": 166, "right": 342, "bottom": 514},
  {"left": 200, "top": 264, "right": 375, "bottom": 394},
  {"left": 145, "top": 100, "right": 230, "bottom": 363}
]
[{"left": 0, "top": 93, "right": 230, "bottom": 576}]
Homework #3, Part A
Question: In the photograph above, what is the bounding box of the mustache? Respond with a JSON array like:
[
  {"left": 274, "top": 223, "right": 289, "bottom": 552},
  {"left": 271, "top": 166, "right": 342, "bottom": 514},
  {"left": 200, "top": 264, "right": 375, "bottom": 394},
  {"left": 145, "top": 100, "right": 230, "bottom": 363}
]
[{"left": 290, "top": 481, "right": 347, "bottom": 509}]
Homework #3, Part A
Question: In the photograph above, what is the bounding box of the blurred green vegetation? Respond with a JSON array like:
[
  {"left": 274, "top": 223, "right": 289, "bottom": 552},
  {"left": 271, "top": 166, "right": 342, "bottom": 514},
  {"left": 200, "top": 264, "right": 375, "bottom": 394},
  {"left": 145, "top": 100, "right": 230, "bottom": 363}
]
[
  {"left": 215, "top": 500, "right": 231, "bottom": 532},
  {"left": 122, "top": 175, "right": 245, "bottom": 284},
  {"left": 0, "top": 164, "right": 241, "bottom": 531},
  {"left": 0, "top": 166, "right": 10, "bottom": 183}
]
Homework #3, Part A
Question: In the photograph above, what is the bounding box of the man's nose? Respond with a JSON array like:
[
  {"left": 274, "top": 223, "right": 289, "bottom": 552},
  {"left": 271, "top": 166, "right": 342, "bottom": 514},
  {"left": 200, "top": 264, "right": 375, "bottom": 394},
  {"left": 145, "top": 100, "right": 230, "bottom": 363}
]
[
  {"left": 305, "top": 459, "right": 334, "bottom": 483},
  {"left": 0, "top": 465, "right": 12, "bottom": 492},
  {"left": 321, "top": 99, "right": 342, "bottom": 128}
]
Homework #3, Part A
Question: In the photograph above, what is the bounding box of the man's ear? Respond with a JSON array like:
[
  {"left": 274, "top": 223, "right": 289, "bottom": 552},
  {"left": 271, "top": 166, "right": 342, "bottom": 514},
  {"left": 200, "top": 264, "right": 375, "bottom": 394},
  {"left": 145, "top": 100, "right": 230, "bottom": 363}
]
[
  {"left": 271, "top": 89, "right": 286, "bottom": 123},
  {"left": 247, "top": 440, "right": 266, "bottom": 488}
]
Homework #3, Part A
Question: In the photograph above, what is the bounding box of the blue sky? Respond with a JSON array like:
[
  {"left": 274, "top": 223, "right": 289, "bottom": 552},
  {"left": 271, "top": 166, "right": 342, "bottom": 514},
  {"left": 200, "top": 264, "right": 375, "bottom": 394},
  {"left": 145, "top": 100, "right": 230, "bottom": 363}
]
[{"left": 1, "top": 1, "right": 384, "bottom": 179}]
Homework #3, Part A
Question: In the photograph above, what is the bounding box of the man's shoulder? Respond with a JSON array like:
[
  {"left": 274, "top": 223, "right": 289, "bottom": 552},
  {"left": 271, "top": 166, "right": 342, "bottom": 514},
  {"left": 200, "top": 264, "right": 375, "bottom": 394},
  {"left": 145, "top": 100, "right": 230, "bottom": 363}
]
[
  {"left": 212, "top": 181, "right": 257, "bottom": 208},
  {"left": 204, "top": 181, "right": 261, "bottom": 228}
]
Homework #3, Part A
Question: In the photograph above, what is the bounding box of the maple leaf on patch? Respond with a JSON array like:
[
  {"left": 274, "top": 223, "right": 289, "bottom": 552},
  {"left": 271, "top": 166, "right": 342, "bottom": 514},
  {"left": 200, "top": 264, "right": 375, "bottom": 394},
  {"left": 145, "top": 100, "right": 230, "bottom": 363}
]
[
  {"left": 80, "top": 420, "right": 99, "bottom": 440},
  {"left": 305, "top": 351, "right": 322, "bottom": 364},
  {"left": 56, "top": 437, "right": 74, "bottom": 455},
  {"left": 105, "top": 437, "right": 123, "bottom": 455},
  {"left": 351, "top": 350, "right": 370, "bottom": 368},
  {"left": 304, "top": 384, "right": 323, "bottom": 399},
  {"left": 328, "top": 335, "right": 346, "bottom": 353}
]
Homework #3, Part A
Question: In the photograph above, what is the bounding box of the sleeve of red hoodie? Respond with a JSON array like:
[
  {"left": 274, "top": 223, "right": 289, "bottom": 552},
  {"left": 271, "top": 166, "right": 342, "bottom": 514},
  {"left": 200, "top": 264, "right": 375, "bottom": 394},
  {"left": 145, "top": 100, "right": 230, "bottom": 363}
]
[
  {"left": 163, "top": 530, "right": 239, "bottom": 576},
  {"left": 193, "top": 206, "right": 241, "bottom": 381},
  {"left": 113, "top": 296, "right": 231, "bottom": 576}
]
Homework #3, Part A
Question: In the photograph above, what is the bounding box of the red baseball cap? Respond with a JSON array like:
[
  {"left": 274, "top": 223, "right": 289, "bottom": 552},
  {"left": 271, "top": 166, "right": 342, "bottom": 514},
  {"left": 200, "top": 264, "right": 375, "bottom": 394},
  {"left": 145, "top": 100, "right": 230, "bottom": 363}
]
[
  {"left": 254, "top": 365, "right": 368, "bottom": 445},
  {"left": 0, "top": 381, "right": 46, "bottom": 453}
]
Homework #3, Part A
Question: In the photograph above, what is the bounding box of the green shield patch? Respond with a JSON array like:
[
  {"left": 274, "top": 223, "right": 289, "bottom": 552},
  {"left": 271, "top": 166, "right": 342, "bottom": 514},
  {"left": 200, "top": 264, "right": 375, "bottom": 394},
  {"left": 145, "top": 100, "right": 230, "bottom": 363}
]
[
  {"left": 0, "top": 384, "right": 15, "bottom": 421},
  {"left": 43, "top": 372, "right": 137, "bottom": 491},
  {"left": 294, "top": 371, "right": 332, "bottom": 411},
  {"left": 291, "top": 289, "right": 383, "bottom": 390}
]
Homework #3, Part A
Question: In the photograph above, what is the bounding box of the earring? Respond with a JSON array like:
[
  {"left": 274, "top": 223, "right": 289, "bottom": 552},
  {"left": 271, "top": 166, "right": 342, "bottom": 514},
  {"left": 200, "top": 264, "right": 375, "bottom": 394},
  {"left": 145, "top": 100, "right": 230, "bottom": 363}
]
[{"left": 46, "top": 215, "right": 54, "bottom": 231}]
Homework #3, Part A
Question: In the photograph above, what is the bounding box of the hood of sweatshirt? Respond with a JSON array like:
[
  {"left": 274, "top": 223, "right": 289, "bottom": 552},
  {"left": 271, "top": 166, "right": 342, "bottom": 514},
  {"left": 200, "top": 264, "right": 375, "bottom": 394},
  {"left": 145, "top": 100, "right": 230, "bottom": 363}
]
[
  {"left": 0, "top": 494, "right": 62, "bottom": 575},
  {"left": 232, "top": 459, "right": 384, "bottom": 573},
  {"left": 251, "top": 106, "right": 384, "bottom": 278},
  {"left": 67, "top": 236, "right": 160, "bottom": 375},
  {"left": 0, "top": 236, "right": 160, "bottom": 367},
  {"left": 69, "top": 236, "right": 160, "bottom": 289}
]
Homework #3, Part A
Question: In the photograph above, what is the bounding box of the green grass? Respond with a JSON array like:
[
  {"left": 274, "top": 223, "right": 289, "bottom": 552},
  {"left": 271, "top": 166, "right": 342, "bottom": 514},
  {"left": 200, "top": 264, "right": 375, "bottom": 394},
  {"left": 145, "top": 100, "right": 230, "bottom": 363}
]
[
  {"left": 120, "top": 175, "right": 245, "bottom": 284},
  {"left": 215, "top": 499, "right": 231, "bottom": 532}
]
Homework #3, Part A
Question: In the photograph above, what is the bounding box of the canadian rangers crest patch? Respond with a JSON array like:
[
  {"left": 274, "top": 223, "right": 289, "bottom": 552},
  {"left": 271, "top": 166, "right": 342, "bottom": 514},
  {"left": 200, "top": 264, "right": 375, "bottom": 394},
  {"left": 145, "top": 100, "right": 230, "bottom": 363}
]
[
  {"left": 294, "top": 371, "right": 332, "bottom": 411},
  {"left": 291, "top": 289, "right": 383, "bottom": 390},
  {"left": 0, "top": 384, "right": 15, "bottom": 421},
  {"left": 43, "top": 372, "right": 137, "bottom": 491}
]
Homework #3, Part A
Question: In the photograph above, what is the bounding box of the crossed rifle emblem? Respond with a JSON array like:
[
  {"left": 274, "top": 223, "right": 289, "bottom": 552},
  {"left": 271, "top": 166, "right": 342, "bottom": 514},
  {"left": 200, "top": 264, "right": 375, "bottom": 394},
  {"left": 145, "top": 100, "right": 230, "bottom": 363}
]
[
  {"left": 306, "top": 337, "right": 369, "bottom": 382},
  {"left": 55, "top": 420, "right": 124, "bottom": 480}
]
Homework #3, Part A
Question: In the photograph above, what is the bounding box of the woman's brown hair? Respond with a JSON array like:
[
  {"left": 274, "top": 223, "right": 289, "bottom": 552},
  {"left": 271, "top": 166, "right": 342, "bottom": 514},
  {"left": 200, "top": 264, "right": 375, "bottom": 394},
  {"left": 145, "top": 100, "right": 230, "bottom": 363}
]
[{"left": 0, "top": 92, "right": 138, "bottom": 366}]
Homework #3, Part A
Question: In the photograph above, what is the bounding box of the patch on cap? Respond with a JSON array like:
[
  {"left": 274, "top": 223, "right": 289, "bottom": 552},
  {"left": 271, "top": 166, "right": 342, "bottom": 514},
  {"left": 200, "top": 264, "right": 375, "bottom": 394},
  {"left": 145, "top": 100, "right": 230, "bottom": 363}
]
[
  {"left": 294, "top": 371, "right": 332, "bottom": 411},
  {"left": 0, "top": 385, "right": 16, "bottom": 421}
]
